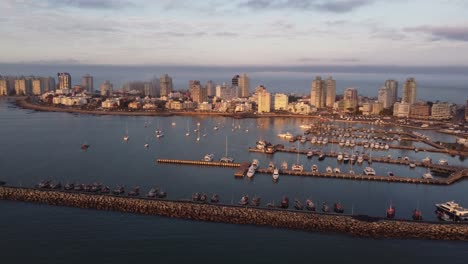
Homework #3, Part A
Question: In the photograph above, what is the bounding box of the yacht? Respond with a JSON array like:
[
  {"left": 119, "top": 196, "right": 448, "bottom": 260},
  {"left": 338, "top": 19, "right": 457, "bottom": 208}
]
[
  {"left": 363, "top": 167, "right": 376, "bottom": 175},
  {"left": 422, "top": 157, "right": 432, "bottom": 164},
  {"left": 311, "top": 137, "right": 317, "bottom": 144},
  {"left": 343, "top": 153, "right": 350, "bottom": 163},
  {"left": 337, "top": 152, "right": 343, "bottom": 161},
  {"left": 438, "top": 159, "right": 448, "bottom": 165},
  {"left": 268, "top": 161, "right": 275, "bottom": 170},
  {"left": 204, "top": 154, "right": 214, "bottom": 162},
  {"left": 291, "top": 164, "right": 304, "bottom": 172},
  {"left": 246, "top": 166, "right": 256, "bottom": 178},
  {"left": 326, "top": 166, "right": 333, "bottom": 173},
  {"left": 306, "top": 199, "right": 316, "bottom": 211},
  {"left": 251, "top": 159, "right": 259, "bottom": 170},
  {"left": 409, "top": 161, "right": 416, "bottom": 168},
  {"left": 311, "top": 164, "right": 318, "bottom": 173},
  {"left": 278, "top": 132, "right": 293, "bottom": 139},
  {"left": 239, "top": 195, "right": 249, "bottom": 206},
  {"left": 281, "top": 161, "right": 288, "bottom": 171},
  {"left": 423, "top": 170, "right": 433, "bottom": 179},
  {"left": 256, "top": 140, "right": 267, "bottom": 150},
  {"left": 334, "top": 167, "right": 341, "bottom": 174},
  {"left": 272, "top": 168, "right": 279, "bottom": 180},
  {"left": 384, "top": 144, "right": 390, "bottom": 150},
  {"left": 435, "top": 201, "right": 468, "bottom": 221}
]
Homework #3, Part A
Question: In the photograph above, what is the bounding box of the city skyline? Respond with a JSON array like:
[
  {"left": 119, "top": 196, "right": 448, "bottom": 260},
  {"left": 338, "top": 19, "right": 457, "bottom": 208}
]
[{"left": 1, "top": 1, "right": 468, "bottom": 66}]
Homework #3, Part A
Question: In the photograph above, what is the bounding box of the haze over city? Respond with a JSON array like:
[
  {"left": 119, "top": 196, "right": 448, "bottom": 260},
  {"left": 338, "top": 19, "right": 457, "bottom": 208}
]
[{"left": 1, "top": 0, "right": 468, "bottom": 66}]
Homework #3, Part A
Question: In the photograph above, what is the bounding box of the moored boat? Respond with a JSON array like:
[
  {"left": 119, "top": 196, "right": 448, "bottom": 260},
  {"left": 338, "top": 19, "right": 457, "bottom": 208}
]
[
  {"left": 81, "top": 144, "right": 90, "bottom": 150},
  {"left": 272, "top": 168, "right": 279, "bottom": 180},
  {"left": 128, "top": 186, "right": 140, "bottom": 196},
  {"left": 157, "top": 190, "right": 167, "bottom": 198},
  {"left": 387, "top": 171, "right": 394, "bottom": 177},
  {"left": 363, "top": 167, "right": 376, "bottom": 176},
  {"left": 204, "top": 154, "right": 214, "bottom": 162},
  {"left": 112, "top": 186, "right": 125, "bottom": 195},
  {"left": 412, "top": 209, "right": 423, "bottom": 221},
  {"left": 386, "top": 205, "right": 395, "bottom": 218},
  {"left": 306, "top": 199, "right": 316, "bottom": 211},
  {"left": 210, "top": 194, "right": 220, "bottom": 203},
  {"left": 147, "top": 188, "right": 158, "bottom": 198},
  {"left": 252, "top": 197, "right": 261, "bottom": 207},
  {"left": 192, "top": 192, "right": 201, "bottom": 202},
  {"left": 306, "top": 151, "right": 313, "bottom": 159},
  {"left": 281, "top": 196, "right": 289, "bottom": 209},
  {"left": 435, "top": 201, "right": 468, "bottom": 221},
  {"left": 239, "top": 195, "right": 249, "bottom": 206},
  {"left": 294, "top": 199, "right": 304, "bottom": 210},
  {"left": 334, "top": 202, "right": 344, "bottom": 213},
  {"left": 322, "top": 202, "right": 330, "bottom": 212}
]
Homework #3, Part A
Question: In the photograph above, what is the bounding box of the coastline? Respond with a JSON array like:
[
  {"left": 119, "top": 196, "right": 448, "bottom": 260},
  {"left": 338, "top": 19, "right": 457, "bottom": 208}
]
[{"left": 1, "top": 186, "right": 468, "bottom": 241}]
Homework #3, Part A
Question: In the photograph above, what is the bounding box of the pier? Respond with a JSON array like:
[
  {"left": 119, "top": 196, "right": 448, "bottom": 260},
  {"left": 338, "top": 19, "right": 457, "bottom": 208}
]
[
  {"left": 1, "top": 186, "right": 467, "bottom": 241},
  {"left": 156, "top": 159, "right": 468, "bottom": 185}
]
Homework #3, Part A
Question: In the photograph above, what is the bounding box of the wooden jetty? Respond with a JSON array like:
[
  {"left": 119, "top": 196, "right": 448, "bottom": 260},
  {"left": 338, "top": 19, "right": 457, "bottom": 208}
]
[{"left": 156, "top": 159, "right": 241, "bottom": 168}]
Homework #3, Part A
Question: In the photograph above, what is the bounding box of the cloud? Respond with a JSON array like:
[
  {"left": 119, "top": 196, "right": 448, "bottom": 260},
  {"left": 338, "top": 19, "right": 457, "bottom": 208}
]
[
  {"left": 239, "top": 0, "right": 375, "bottom": 13},
  {"left": 404, "top": 25, "right": 468, "bottom": 42},
  {"left": 48, "top": 0, "right": 135, "bottom": 9}
]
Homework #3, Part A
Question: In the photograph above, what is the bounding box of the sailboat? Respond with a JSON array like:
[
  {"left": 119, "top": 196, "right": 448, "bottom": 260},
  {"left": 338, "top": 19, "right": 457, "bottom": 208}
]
[
  {"left": 202, "top": 128, "right": 207, "bottom": 137},
  {"left": 123, "top": 125, "right": 129, "bottom": 141},
  {"left": 220, "top": 136, "right": 234, "bottom": 163},
  {"left": 196, "top": 127, "right": 200, "bottom": 141},
  {"left": 185, "top": 120, "right": 190, "bottom": 136},
  {"left": 155, "top": 120, "right": 164, "bottom": 138},
  {"left": 291, "top": 142, "right": 304, "bottom": 172}
]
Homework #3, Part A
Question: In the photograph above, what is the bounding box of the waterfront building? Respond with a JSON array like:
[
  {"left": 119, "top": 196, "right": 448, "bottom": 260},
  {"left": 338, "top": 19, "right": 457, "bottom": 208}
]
[
  {"left": 410, "top": 102, "right": 431, "bottom": 119},
  {"left": 378, "top": 86, "right": 392, "bottom": 108},
  {"left": 144, "top": 82, "right": 157, "bottom": 97},
  {"left": 32, "top": 79, "right": 43, "bottom": 95},
  {"left": 287, "top": 102, "right": 312, "bottom": 115},
  {"left": 206, "top": 80, "right": 215, "bottom": 97},
  {"left": 102, "top": 98, "right": 119, "bottom": 109},
  {"left": 393, "top": 102, "right": 411, "bottom": 118},
  {"left": 42, "top": 77, "right": 55, "bottom": 93},
  {"left": 361, "top": 102, "right": 372, "bottom": 115},
  {"left": 14, "top": 78, "right": 31, "bottom": 95},
  {"left": 238, "top": 74, "right": 250, "bottom": 98},
  {"left": 274, "top": 93, "right": 289, "bottom": 111},
  {"left": 191, "top": 83, "right": 208, "bottom": 103},
  {"left": 160, "top": 74, "right": 173, "bottom": 97},
  {"left": 465, "top": 99, "right": 468, "bottom": 122},
  {"left": 371, "top": 101, "right": 383, "bottom": 115},
  {"left": 325, "top": 77, "right": 336, "bottom": 108},
  {"left": 343, "top": 88, "right": 358, "bottom": 112},
  {"left": 82, "top": 74, "right": 94, "bottom": 93},
  {"left": 310, "top": 76, "right": 326, "bottom": 108},
  {"left": 128, "top": 101, "right": 142, "bottom": 110},
  {"left": 57, "top": 72, "right": 71, "bottom": 90},
  {"left": 257, "top": 89, "right": 271, "bottom": 113},
  {"left": 0, "top": 78, "right": 8, "bottom": 96},
  {"left": 100, "top": 80, "right": 113, "bottom": 96},
  {"left": 384, "top": 80, "right": 398, "bottom": 105},
  {"left": 198, "top": 102, "right": 213, "bottom": 111},
  {"left": 431, "top": 102, "right": 452, "bottom": 120},
  {"left": 402, "top": 78, "right": 417, "bottom": 104}
]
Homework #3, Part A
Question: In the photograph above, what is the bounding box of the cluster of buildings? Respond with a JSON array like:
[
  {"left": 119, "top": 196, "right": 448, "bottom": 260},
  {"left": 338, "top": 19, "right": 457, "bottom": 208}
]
[{"left": 2, "top": 71, "right": 467, "bottom": 121}]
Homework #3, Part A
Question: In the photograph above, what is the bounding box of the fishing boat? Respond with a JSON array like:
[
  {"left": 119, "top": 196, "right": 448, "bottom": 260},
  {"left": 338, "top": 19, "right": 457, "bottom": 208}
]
[
  {"left": 64, "top": 183, "right": 74, "bottom": 190},
  {"left": 281, "top": 196, "right": 289, "bottom": 209},
  {"left": 147, "top": 188, "right": 158, "bottom": 198},
  {"left": 334, "top": 202, "right": 344, "bottom": 213},
  {"left": 37, "top": 180, "right": 50, "bottom": 189},
  {"left": 412, "top": 209, "right": 423, "bottom": 221},
  {"left": 386, "top": 205, "right": 396, "bottom": 218},
  {"left": 306, "top": 199, "right": 316, "bottom": 211},
  {"left": 219, "top": 136, "right": 234, "bottom": 163},
  {"left": 112, "top": 186, "right": 125, "bottom": 195},
  {"left": 322, "top": 202, "right": 330, "bottom": 212},
  {"left": 272, "top": 168, "right": 279, "bottom": 180},
  {"left": 239, "top": 195, "right": 249, "bottom": 206},
  {"left": 100, "top": 186, "right": 110, "bottom": 194},
  {"left": 210, "top": 194, "right": 220, "bottom": 203},
  {"left": 294, "top": 199, "right": 304, "bottom": 210},
  {"left": 200, "top": 193, "right": 208, "bottom": 203}
]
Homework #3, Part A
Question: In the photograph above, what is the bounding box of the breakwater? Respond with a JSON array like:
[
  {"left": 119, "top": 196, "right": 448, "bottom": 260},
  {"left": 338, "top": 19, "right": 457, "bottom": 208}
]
[{"left": 1, "top": 186, "right": 468, "bottom": 241}]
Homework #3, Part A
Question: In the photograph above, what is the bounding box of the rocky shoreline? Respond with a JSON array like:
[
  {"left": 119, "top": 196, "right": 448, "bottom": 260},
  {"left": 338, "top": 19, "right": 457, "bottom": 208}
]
[{"left": 1, "top": 186, "right": 467, "bottom": 241}]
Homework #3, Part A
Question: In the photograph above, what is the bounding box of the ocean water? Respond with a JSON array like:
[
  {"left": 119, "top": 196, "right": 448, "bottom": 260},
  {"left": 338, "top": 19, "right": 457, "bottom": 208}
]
[
  {"left": 1, "top": 63, "right": 467, "bottom": 104},
  {"left": 0, "top": 98, "right": 468, "bottom": 263}
]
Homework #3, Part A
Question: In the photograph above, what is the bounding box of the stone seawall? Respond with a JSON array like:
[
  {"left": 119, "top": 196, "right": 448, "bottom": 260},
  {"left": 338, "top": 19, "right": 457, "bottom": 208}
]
[{"left": 1, "top": 186, "right": 467, "bottom": 241}]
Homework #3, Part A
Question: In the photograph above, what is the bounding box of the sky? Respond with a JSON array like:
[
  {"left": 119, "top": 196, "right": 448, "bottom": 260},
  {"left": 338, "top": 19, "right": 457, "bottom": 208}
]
[{"left": 1, "top": 0, "right": 468, "bottom": 66}]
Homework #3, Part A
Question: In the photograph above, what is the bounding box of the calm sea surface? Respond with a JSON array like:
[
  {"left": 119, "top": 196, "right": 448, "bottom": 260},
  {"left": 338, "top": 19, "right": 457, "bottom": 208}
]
[{"left": 0, "top": 98, "right": 467, "bottom": 263}]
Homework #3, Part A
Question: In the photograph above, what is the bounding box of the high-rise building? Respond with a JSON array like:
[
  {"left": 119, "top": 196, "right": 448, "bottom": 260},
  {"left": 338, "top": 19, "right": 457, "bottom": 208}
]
[
  {"left": 402, "top": 78, "right": 417, "bottom": 104},
  {"left": 14, "top": 78, "right": 31, "bottom": 95},
  {"left": 191, "top": 83, "right": 208, "bottom": 103},
  {"left": 82, "top": 74, "right": 94, "bottom": 93},
  {"left": 343, "top": 88, "right": 358, "bottom": 111},
  {"left": 32, "top": 78, "right": 43, "bottom": 95},
  {"left": 160, "top": 74, "right": 173, "bottom": 97},
  {"left": 274, "top": 93, "right": 289, "bottom": 111},
  {"left": 371, "top": 101, "right": 383, "bottom": 115},
  {"left": 257, "top": 89, "right": 271, "bottom": 113},
  {"left": 238, "top": 74, "right": 250, "bottom": 98},
  {"left": 310, "top": 76, "right": 326, "bottom": 108},
  {"left": 410, "top": 102, "right": 431, "bottom": 119},
  {"left": 378, "top": 86, "right": 392, "bottom": 108},
  {"left": 325, "top": 77, "right": 336, "bottom": 108},
  {"left": 393, "top": 102, "right": 410, "bottom": 118},
  {"left": 206, "top": 80, "right": 215, "bottom": 97},
  {"left": 232, "top": 75, "right": 239, "bottom": 87},
  {"left": 0, "top": 78, "right": 9, "bottom": 96},
  {"left": 100, "top": 80, "right": 113, "bottom": 96},
  {"left": 384, "top": 80, "right": 398, "bottom": 104},
  {"left": 42, "top": 77, "right": 55, "bottom": 93},
  {"left": 144, "top": 82, "right": 157, "bottom": 97},
  {"left": 57, "top": 72, "right": 71, "bottom": 90},
  {"left": 431, "top": 103, "right": 452, "bottom": 120}
]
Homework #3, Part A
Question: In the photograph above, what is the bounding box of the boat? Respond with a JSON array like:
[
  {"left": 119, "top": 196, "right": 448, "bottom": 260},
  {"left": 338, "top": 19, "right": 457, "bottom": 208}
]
[
  {"left": 144, "top": 143, "right": 149, "bottom": 148},
  {"left": 311, "top": 137, "right": 317, "bottom": 144},
  {"left": 219, "top": 136, "right": 234, "bottom": 163},
  {"left": 439, "top": 159, "right": 448, "bottom": 165},
  {"left": 49, "top": 182, "right": 62, "bottom": 189},
  {"left": 326, "top": 166, "right": 333, "bottom": 173},
  {"left": 322, "top": 202, "right": 330, "bottom": 212},
  {"left": 317, "top": 152, "right": 325, "bottom": 161},
  {"left": 423, "top": 169, "right": 433, "bottom": 179},
  {"left": 251, "top": 159, "right": 259, "bottom": 170},
  {"left": 343, "top": 153, "right": 350, "bottom": 163},
  {"left": 357, "top": 155, "right": 364, "bottom": 164},
  {"left": 155, "top": 130, "right": 164, "bottom": 138},
  {"left": 252, "top": 197, "right": 261, "bottom": 207},
  {"left": 246, "top": 166, "right": 255, "bottom": 178},
  {"left": 256, "top": 140, "right": 267, "bottom": 150},
  {"left": 422, "top": 157, "right": 432, "bottom": 164},
  {"left": 157, "top": 190, "right": 167, "bottom": 198},
  {"left": 239, "top": 195, "right": 249, "bottom": 206},
  {"left": 171, "top": 122, "right": 176, "bottom": 126},
  {"left": 112, "top": 186, "right": 125, "bottom": 195},
  {"left": 311, "top": 164, "right": 318, "bottom": 173},
  {"left": 64, "top": 183, "right": 74, "bottom": 190},
  {"left": 409, "top": 161, "right": 416, "bottom": 168},
  {"left": 435, "top": 201, "right": 468, "bottom": 221},
  {"left": 333, "top": 167, "right": 341, "bottom": 174},
  {"left": 278, "top": 132, "right": 293, "bottom": 139},
  {"left": 334, "top": 202, "right": 344, "bottom": 213},
  {"left": 81, "top": 143, "right": 90, "bottom": 150},
  {"left": 281, "top": 196, "right": 289, "bottom": 209},
  {"left": 147, "top": 188, "right": 158, "bottom": 198},
  {"left": 213, "top": 125, "right": 219, "bottom": 131},
  {"left": 349, "top": 169, "right": 355, "bottom": 175},
  {"left": 294, "top": 199, "right": 304, "bottom": 210},
  {"left": 363, "top": 167, "right": 376, "bottom": 175},
  {"left": 200, "top": 193, "right": 208, "bottom": 202},
  {"left": 412, "top": 209, "right": 423, "bottom": 221},
  {"left": 306, "top": 151, "right": 313, "bottom": 159},
  {"left": 210, "top": 194, "right": 220, "bottom": 203},
  {"left": 100, "top": 186, "right": 110, "bottom": 194},
  {"left": 387, "top": 171, "right": 394, "bottom": 177},
  {"left": 386, "top": 205, "right": 395, "bottom": 218},
  {"left": 281, "top": 161, "right": 288, "bottom": 170},
  {"left": 291, "top": 164, "right": 304, "bottom": 172},
  {"left": 123, "top": 126, "right": 129, "bottom": 141},
  {"left": 128, "top": 186, "right": 140, "bottom": 196},
  {"left": 37, "top": 180, "right": 50, "bottom": 189},
  {"left": 185, "top": 120, "right": 190, "bottom": 136},
  {"left": 337, "top": 152, "right": 343, "bottom": 161},
  {"left": 306, "top": 199, "right": 316, "bottom": 211},
  {"left": 73, "top": 184, "right": 84, "bottom": 191},
  {"left": 436, "top": 211, "right": 451, "bottom": 221},
  {"left": 192, "top": 192, "right": 201, "bottom": 201},
  {"left": 272, "top": 168, "right": 279, "bottom": 180},
  {"left": 204, "top": 154, "right": 214, "bottom": 162}
]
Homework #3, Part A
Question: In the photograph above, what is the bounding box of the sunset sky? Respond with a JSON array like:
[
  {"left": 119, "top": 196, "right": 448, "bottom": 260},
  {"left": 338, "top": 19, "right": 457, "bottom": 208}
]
[{"left": 1, "top": 0, "right": 468, "bottom": 66}]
